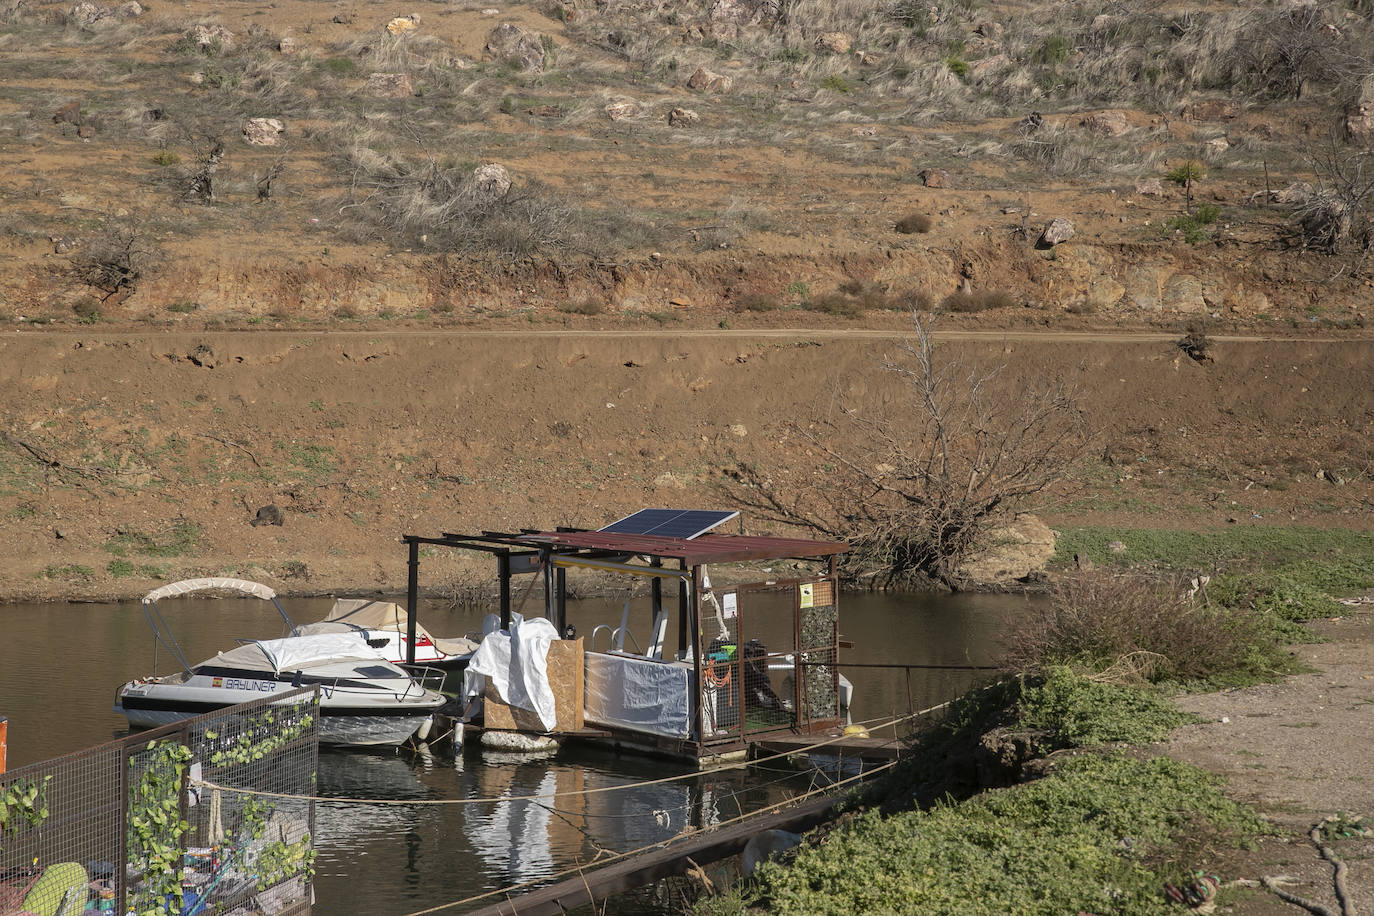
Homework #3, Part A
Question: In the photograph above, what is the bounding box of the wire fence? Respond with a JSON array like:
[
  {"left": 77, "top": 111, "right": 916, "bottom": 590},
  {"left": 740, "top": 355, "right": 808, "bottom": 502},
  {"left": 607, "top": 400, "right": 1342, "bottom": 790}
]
[{"left": 0, "top": 689, "right": 318, "bottom": 916}]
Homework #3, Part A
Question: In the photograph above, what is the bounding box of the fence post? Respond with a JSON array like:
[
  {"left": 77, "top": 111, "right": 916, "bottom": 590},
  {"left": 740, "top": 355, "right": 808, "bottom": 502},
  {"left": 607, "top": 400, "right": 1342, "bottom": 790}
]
[{"left": 0, "top": 716, "right": 6, "bottom": 773}]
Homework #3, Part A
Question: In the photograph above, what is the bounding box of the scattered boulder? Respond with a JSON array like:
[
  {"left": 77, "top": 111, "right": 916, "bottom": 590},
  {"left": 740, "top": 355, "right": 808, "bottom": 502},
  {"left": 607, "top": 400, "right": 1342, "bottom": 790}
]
[
  {"left": 973, "top": 20, "right": 1003, "bottom": 39},
  {"left": 968, "top": 53, "right": 1009, "bottom": 81},
  {"left": 331, "top": 12, "right": 354, "bottom": 24},
  {"left": 956, "top": 514, "right": 1056, "bottom": 586},
  {"left": 667, "top": 107, "right": 699, "bottom": 127},
  {"left": 1037, "top": 216, "right": 1075, "bottom": 247},
  {"left": 1204, "top": 137, "right": 1229, "bottom": 157},
  {"left": 1108, "top": 540, "right": 1127, "bottom": 554},
  {"left": 1074, "top": 552, "right": 1094, "bottom": 571},
  {"left": 918, "top": 167, "right": 950, "bottom": 188},
  {"left": 53, "top": 101, "right": 81, "bottom": 125},
  {"left": 278, "top": 35, "right": 299, "bottom": 55},
  {"left": 115, "top": 1, "right": 141, "bottom": 17},
  {"left": 68, "top": 1, "right": 108, "bottom": 24},
  {"left": 1135, "top": 177, "right": 1165, "bottom": 197},
  {"left": 250, "top": 504, "right": 285, "bottom": 527},
  {"left": 686, "top": 66, "right": 732, "bottom": 92},
  {"left": 470, "top": 163, "right": 511, "bottom": 201},
  {"left": 366, "top": 72, "right": 414, "bottom": 98},
  {"left": 525, "top": 104, "right": 562, "bottom": 117},
  {"left": 814, "top": 31, "right": 852, "bottom": 54},
  {"left": 485, "top": 22, "right": 547, "bottom": 73},
  {"left": 242, "top": 117, "right": 285, "bottom": 146},
  {"left": 1079, "top": 110, "right": 1131, "bottom": 137},
  {"left": 852, "top": 125, "right": 877, "bottom": 137},
  {"left": 187, "top": 23, "right": 234, "bottom": 52},
  {"left": 705, "top": 0, "right": 779, "bottom": 38},
  {"left": 385, "top": 14, "right": 419, "bottom": 34},
  {"left": 604, "top": 99, "right": 640, "bottom": 121},
  {"left": 77, "top": 124, "right": 95, "bottom": 139}
]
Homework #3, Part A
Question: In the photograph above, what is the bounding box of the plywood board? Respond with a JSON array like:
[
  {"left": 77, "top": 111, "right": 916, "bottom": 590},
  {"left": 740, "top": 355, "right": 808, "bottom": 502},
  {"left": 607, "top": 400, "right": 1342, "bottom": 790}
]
[{"left": 484, "top": 638, "right": 585, "bottom": 733}]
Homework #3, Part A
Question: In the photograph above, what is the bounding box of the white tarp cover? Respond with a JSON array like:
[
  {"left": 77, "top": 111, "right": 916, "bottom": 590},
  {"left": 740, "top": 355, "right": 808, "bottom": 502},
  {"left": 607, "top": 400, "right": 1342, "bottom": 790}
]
[
  {"left": 144, "top": 577, "right": 277, "bottom": 604},
  {"left": 298, "top": 599, "right": 479, "bottom": 656},
  {"left": 463, "top": 614, "right": 559, "bottom": 732},
  {"left": 583, "top": 652, "right": 692, "bottom": 739},
  {"left": 205, "top": 633, "right": 391, "bottom": 674}
]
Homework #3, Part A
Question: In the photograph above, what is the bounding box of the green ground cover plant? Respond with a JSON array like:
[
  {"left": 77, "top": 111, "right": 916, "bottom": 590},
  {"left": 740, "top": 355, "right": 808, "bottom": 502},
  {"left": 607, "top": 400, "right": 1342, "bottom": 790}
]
[
  {"left": 705, "top": 753, "right": 1266, "bottom": 916},
  {"left": 1052, "top": 526, "right": 1374, "bottom": 625}
]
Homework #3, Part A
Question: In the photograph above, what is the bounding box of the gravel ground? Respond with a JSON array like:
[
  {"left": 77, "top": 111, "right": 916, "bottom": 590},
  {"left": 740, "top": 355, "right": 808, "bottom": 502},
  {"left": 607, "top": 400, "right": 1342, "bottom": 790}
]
[{"left": 1163, "top": 602, "right": 1374, "bottom": 915}]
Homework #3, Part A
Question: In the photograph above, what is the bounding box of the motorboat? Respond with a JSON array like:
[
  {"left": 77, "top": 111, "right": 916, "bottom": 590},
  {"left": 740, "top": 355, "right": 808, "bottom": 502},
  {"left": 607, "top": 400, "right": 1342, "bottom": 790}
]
[
  {"left": 294, "top": 598, "right": 478, "bottom": 676},
  {"left": 115, "top": 578, "right": 448, "bottom": 747}
]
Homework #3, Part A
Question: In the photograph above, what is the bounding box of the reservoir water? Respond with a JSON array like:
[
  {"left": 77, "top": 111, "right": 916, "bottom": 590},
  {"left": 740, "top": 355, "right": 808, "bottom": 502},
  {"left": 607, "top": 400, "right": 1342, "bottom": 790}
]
[{"left": 0, "top": 590, "right": 1034, "bottom": 914}]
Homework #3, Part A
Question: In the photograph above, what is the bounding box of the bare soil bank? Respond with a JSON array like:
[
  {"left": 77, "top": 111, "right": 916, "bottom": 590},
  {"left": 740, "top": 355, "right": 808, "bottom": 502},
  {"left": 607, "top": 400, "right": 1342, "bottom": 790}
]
[{"left": 1, "top": 327, "right": 1371, "bottom": 602}]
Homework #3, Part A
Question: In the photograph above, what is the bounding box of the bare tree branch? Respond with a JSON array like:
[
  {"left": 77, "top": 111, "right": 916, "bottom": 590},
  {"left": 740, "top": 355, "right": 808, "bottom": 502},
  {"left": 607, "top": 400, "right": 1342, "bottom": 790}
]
[{"left": 722, "top": 316, "right": 1092, "bottom": 589}]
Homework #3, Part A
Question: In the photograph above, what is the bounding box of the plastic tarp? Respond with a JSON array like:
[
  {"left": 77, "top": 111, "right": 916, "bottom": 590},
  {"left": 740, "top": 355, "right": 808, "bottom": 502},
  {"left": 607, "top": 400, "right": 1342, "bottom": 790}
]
[
  {"left": 464, "top": 614, "right": 559, "bottom": 732},
  {"left": 143, "top": 577, "right": 276, "bottom": 604},
  {"left": 584, "top": 652, "right": 692, "bottom": 739},
  {"left": 204, "top": 633, "right": 391, "bottom": 674},
  {"left": 297, "top": 599, "right": 479, "bottom": 656}
]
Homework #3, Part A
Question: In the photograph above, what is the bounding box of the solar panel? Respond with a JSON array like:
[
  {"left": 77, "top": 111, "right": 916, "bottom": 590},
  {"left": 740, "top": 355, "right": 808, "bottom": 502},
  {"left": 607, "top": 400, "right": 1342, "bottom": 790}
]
[{"left": 600, "top": 508, "right": 739, "bottom": 540}]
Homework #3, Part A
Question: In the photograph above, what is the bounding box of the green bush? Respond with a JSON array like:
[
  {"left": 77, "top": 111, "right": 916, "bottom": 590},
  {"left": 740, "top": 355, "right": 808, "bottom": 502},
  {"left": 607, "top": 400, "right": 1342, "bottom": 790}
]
[
  {"left": 726, "top": 754, "right": 1266, "bottom": 916},
  {"left": 1017, "top": 667, "right": 1194, "bottom": 746},
  {"left": 819, "top": 73, "right": 852, "bottom": 93}
]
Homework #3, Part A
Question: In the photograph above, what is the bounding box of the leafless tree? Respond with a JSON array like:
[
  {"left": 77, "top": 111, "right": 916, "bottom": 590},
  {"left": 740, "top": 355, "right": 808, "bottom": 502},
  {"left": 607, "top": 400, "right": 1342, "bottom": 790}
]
[
  {"left": 1291, "top": 136, "right": 1374, "bottom": 265},
  {"left": 724, "top": 317, "right": 1091, "bottom": 589}
]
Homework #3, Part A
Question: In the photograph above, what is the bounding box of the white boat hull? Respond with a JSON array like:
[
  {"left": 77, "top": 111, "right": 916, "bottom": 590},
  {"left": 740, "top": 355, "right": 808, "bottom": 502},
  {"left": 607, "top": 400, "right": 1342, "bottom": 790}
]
[{"left": 117, "top": 671, "right": 444, "bottom": 747}]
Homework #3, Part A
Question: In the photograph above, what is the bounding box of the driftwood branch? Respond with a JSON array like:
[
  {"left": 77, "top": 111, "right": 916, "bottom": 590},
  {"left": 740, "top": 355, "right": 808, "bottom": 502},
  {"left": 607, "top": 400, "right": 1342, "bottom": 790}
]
[
  {"left": 1261, "top": 818, "right": 1361, "bottom": 916},
  {"left": 197, "top": 433, "right": 264, "bottom": 468},
  {"left": 1, "top": 432, "right": 107, "bottom": 494}
]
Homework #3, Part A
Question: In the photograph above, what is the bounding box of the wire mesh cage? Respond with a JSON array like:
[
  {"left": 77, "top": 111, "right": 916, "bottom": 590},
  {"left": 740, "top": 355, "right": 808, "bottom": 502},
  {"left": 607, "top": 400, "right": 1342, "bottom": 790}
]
[
  {"left": 0, "top": 689, "right": 318, "bottom": 916},
  {"left": 697, "top": 577, "right": 842, "bottom": 747}
]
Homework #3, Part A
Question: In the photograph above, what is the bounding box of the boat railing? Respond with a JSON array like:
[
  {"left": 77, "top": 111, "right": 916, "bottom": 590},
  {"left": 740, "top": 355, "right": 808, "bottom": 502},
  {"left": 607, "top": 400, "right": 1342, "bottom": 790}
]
[{"left": 406, "top": 665, "right": 447, "bottom": 693}]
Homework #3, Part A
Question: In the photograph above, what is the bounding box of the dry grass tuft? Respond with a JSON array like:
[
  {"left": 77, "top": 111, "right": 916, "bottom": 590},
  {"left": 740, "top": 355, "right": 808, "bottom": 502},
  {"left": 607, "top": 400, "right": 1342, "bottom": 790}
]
[
  {"left": 557, "top": 298, "right": 604, "bottom": 315},
  {"left": 1000, "top": 572, "right": 1277, "bottom": 685},
  {"left": 341, "top": 146, "right": 653, "bottom": 257},
  {"left": 941, "top": 290, "right": 1016, "bottom": 312}
]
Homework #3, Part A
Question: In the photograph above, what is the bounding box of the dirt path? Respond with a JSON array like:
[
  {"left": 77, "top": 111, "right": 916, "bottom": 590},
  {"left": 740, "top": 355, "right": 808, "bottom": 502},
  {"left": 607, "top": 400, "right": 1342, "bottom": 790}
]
[{"left": 1164, "top": 603, "right": 1374, "bottom": 914}]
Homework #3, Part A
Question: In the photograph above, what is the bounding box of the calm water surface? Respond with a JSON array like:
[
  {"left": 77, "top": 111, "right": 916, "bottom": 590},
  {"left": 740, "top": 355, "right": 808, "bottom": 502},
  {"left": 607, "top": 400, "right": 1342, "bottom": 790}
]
[{"left": 0, "top": 590, "right": 1035, "bottom": 914}]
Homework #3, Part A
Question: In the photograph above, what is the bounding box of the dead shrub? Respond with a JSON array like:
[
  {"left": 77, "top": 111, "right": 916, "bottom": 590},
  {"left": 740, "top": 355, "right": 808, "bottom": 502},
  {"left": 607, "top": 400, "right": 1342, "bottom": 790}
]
[
  {"left": 941, "top": 290, "right": 1016, "bottom": 312},
  {"left": 1001, "top": 572, "right": 1272, "bottom": 684},
  {"left": 735, "top": 291, "right": 780, "bottom": 312},
  {"left": 557, "top": 298, "right": 604, "bottom": 315},
  {"left": 895, "top": 213, "right": 933, "bottom": 234},
  {"left": 68, "top": 225, "right": 160, "bottom": 303},
  {"left": 342, "top": 148, "right": 651, "bottom": 257},
  {"left": 804, "top": 291, "right": 864, "bottom": 318},
  {"left": 884, "top": 288, "right": 933, "bottom": 312}
]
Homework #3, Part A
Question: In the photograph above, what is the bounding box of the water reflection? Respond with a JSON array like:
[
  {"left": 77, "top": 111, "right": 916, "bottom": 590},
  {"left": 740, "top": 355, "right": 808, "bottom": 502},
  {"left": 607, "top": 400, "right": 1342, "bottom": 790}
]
[{"left": 0, "top": 588, "right": 1037, "bottom": 915}]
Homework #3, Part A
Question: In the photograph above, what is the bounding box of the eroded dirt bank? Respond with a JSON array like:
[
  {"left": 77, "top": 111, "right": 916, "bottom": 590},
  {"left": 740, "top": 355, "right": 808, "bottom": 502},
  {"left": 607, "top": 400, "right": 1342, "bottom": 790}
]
[{"left": 1, "top": 328, "right": 1371, "bottom": 602}]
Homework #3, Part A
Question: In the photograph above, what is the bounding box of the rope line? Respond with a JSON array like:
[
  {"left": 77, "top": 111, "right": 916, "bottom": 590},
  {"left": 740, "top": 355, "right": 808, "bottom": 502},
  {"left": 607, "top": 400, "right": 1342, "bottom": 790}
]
[
  {"left": 192, "top": 703, "right": 943, "bottom": 806},
  {"left": 396, "top": 754, "right": 901, "bottom": 916}
]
